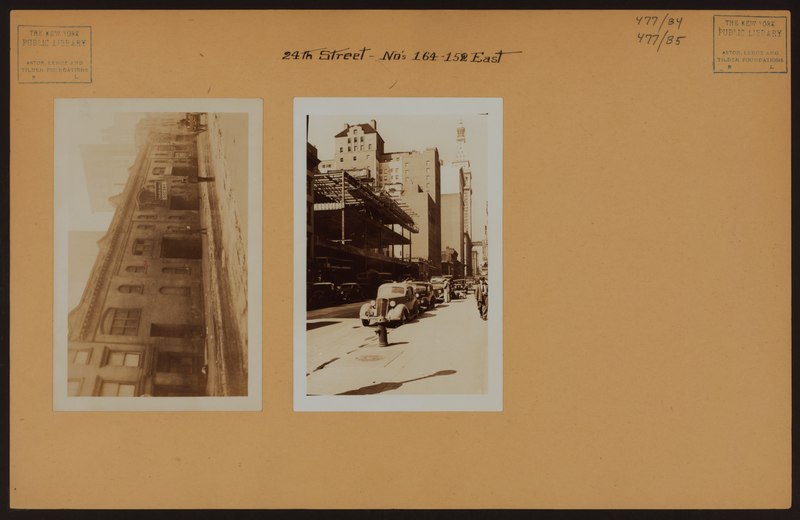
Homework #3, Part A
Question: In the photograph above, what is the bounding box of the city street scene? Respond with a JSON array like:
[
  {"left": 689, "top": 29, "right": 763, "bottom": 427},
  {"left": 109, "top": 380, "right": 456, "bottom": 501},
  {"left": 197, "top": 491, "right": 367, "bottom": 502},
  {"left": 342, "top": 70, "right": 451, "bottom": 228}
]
[
  {"left": 300, "top": 100, "right": 499, "bottom": 402},
  {"left": 54, "top": 99, "right": 260, "bottom": 408}
]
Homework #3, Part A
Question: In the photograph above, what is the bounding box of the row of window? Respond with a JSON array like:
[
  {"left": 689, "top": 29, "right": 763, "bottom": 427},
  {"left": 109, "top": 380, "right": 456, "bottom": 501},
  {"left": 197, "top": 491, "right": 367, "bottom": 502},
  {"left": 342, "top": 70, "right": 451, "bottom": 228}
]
[
  {"left": 136, "top": 224, "right": 196, "bottom": 232},
  {"left": 125, "top": 266, "right": 192, "bottom": 274},
  {"left": 119, "top": 285, "right": 191, "bottom": 295},
  {"left": 340, "top": 143, "right": 372, "bottom": 152},
  {"left": 136, "top": 214, "right": 195, "bottom": 221},
  {"left": 71, "top": 349, "right": 141, "bottom": 367},
  {"left": 347, "top": 136, "right": 364, "bottom": 143},
  {"left": 103, "top": 308, "right": 203, "bottom": 338},
  {"left": 341, "top": 145, "right": 369, "bottom": 153},
  {"left": 67, "top": 379, "right": 136, "bottom": 397}
]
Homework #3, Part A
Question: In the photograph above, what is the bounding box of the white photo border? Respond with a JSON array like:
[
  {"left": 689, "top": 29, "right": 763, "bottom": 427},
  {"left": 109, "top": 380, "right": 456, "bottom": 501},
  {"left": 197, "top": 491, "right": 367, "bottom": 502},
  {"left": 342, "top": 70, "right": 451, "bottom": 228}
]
[
  {"left": 53, "top": 98, "right": 263, "bottom": 411},
  {"left": 294, "top": 97, "right": 503, "bottom": 412}
]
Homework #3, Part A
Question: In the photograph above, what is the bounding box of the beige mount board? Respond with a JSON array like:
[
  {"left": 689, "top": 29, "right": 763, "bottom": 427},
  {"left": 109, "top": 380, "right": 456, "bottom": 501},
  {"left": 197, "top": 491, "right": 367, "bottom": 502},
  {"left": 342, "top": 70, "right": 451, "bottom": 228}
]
[{"left": 9, "top": 10, "right": 791, "bottom": 509}]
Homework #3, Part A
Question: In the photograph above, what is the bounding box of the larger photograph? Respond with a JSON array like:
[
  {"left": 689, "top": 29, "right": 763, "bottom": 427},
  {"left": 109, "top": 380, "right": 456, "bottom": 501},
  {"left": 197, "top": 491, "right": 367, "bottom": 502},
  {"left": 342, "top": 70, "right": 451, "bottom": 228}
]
[
  {"left": 53, "top": 98, "right": 262, "bottom": 411},
  {"left": 294, "top": 98, "right": 503, "bottom": 411}
]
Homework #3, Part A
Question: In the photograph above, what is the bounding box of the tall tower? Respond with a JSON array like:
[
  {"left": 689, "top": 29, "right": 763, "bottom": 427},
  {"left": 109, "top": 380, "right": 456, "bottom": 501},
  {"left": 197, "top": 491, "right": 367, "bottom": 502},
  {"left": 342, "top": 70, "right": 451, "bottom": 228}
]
[{"left": 452, "top": 120, "right": 473, "bottom": 238}]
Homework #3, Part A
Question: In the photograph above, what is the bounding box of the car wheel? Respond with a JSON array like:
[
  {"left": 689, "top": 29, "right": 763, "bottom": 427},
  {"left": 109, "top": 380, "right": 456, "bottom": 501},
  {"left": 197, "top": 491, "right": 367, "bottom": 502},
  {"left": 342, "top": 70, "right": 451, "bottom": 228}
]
[{"left": 361, "top": 319, "right": 369, "bottom": 327}]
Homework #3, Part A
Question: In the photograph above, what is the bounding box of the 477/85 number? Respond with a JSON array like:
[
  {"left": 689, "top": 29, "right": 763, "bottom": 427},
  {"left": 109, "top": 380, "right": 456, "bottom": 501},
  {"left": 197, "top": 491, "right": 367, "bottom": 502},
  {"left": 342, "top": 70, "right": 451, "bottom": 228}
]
[{"left": 637, "top": 33, "right": 686, "bottom": 47}]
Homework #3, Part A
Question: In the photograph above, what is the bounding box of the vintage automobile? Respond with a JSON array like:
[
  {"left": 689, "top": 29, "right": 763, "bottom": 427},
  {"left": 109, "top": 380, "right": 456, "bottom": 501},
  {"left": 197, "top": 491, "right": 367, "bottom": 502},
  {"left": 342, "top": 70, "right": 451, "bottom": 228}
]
[
  {"left": 337, "top": 282, "right": 363, "bottom": 302},
  {"left": 409, "top": 281, "right": 435, "bottom": 310},
  {"left": 429, "top": 276, "right": 449, "bottom": 302},
  {"left": 360, "top": 283, "right": 420, "bottom": 327},
  {"left": 452, "top": 279, "right": 468, "bottom": 299},
  {"left": 308, "top": 282, "right": 338, "bottom": 308}
]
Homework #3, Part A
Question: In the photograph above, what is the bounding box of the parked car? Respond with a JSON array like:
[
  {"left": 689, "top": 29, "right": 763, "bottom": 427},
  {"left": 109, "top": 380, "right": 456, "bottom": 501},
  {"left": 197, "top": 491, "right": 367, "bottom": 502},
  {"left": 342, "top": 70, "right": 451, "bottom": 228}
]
[
  {"left": 308, "top": 282, "right": 337, "bottom": 308},
  {"left": 409, "top": 281, "right": 435, "bottom": 310},
  {"left": 429, "top": 276, "right": 449, "bottom": 302},
  {"left": 337, "top": 282, "right": 363, "bottom": 302},
  {"left": 452, "top": 279, "right": 468, "bottom": 299},
  {"left": 359, "top": 283, "right": 420, "bottom": 327}
]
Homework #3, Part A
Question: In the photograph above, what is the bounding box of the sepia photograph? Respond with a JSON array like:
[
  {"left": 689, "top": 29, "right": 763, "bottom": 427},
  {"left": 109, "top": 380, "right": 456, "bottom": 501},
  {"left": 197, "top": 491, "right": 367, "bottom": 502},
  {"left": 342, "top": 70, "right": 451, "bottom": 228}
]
[
  {"left": 294, "top": 98, "right": 503, "bottom": 411},
  {"left": 53, "top": 99, "right": 262, "bottom": 411}
]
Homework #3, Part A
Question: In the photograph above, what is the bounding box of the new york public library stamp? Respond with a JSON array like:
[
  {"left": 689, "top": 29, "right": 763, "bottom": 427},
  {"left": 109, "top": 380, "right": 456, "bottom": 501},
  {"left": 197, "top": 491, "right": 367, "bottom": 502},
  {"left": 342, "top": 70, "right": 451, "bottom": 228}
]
[
  {"left": 713, "top": 15, "right": 788, "bottom": 73},
  {"left": 294, "top": 98, "right": 503, "bottom": 412},
  {"left": 17, "top": 25, "right": 92, "bottom": 83}
]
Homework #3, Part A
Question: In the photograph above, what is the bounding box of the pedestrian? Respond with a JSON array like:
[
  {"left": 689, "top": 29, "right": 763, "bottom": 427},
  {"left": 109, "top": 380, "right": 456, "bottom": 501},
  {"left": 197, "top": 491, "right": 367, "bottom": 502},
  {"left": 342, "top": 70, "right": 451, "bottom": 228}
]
[
  {"left": 476, "top": 277, "right": 488, "bottom": 320},
  {"left": 444, "top": 278, "right": 451, "bottom": 303}
]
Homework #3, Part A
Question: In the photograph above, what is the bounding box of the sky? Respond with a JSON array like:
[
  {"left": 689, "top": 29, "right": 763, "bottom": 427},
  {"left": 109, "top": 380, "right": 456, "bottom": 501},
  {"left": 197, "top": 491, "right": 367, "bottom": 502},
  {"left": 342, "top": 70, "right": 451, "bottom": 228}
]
[
  {"left": 57, "top": 107, "right": 143, "bottom": 310},
  {"left": 308, "top": 114, "right": 490, "bottom": 242}
]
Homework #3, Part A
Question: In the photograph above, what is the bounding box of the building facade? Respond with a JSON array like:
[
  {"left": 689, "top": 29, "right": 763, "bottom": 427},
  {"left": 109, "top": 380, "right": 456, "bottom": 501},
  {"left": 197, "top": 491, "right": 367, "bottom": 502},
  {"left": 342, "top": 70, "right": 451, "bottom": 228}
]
[
  {"left": 68, "top": 117, "right": 212, "bottom": 397},
  {"left": 441, "top": 164, "right": 465, "bottom": 277},
  {"left": 451, "top": 121, "right": 474, "bottom": 276},
  {"left": 313, "top": 120, "right": 443, "bottom": 277}
]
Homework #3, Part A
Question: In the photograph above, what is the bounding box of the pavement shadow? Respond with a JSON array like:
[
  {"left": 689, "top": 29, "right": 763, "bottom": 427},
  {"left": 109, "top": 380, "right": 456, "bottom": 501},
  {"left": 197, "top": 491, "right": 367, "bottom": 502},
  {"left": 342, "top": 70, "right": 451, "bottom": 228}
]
[
  {"left": 306, "top": 320, "right": 341, "bottom": 331},
  {"left": 335, "top": 369, "right": 457, "bottom": 395},
  {"left": 414, "top": 311, "right": 438, "bottom": 321}
]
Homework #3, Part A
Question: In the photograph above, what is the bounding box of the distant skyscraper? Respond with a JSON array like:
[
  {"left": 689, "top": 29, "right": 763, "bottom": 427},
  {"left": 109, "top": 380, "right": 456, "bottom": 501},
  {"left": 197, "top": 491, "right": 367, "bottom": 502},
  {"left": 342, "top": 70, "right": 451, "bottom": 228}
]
[{"left": 452, "top": 120, "right": 473, "bottom": 239}]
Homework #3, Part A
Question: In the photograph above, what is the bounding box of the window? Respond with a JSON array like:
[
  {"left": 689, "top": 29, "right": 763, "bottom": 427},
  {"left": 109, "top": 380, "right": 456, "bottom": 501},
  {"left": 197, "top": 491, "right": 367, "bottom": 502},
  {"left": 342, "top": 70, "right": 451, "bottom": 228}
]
[
  {"left": 161, "top": 237, "right": 202, "bottom": 259},
  {"left": 150, "top": 323, "right": 203, "bottom": 338},
  {"left": 160, "top": 286, "right": 191, "bottom": 296},
  {"left": 168, "top": 215, "right": 188, "bottom": 221},
  {"left": 347, "top": 146, "right": 351, "bottom": 152},
  {"left": 162, "top": 266, "right": 191, "bottom": 275},
  {"left": 347, "top": 138, "right": 351, "bottom": 143},
  {"left": 105, "top": 308, "right": 141, "bottom": 336},
  {"left": 156, "top": 351, "right": 199, "bottom": 374},
  {"left": 152, "top": 167, "right": 165, "bottom": 175},
  {"left": 132, "top": 239, "right": 154, "bottom": 256},
  {"left": 137, "top": 214, "right": 156, "bottom": 220},
  {"left": 119, "top": 284, "right": 144, "bottom": 294},
  {"left": 125, "top": 265, "right": 146, "bottom": 273},
  {"left": 360, "top": 136, "right": 364, "bottom": 142},
  {"left": 368, "top": 144, "right": 372, "bottom": 150},
  {"left": 108, "top": 351, "right": 141, "bottom": 368},
  {"left": 136, "top": 224, "right": 154, "bottom": 230},
  {"left": 99, "top": 381, "right": 136, "bottom": 397},
  {"left": 339, "top": 147, "right": 343, "bottom": 152},
  {"left": 353, "top": 156, "right": 356, "bottom": 161},
  {"left": 68, "top": 379, "right": 82, "bottom": 396},
  {"left": 72, "top": 349, "right": 92, "bottom": 365},
  {"left": 339, "top": 158, "right": 343, "bottom": 162},
  {"left": 360, "top": 145, "right": 364, "bottom": 151}
]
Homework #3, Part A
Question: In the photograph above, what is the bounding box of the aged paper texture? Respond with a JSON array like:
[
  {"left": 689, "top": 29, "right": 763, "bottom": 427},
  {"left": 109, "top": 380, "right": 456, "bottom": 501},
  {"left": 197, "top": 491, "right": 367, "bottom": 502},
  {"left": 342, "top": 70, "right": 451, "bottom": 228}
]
[{"left": 9, "top": 10, "right": 791, "bottom": 509}]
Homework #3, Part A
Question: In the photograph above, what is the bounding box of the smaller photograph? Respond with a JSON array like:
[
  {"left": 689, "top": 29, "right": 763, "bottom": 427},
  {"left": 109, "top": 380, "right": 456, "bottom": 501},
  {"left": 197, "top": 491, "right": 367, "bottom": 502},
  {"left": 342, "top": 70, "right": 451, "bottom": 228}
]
[
  {"left": 294, "top": 97, "right": 503, "bottom": 411},
  {"left": 53, "top": 98, "right": 262, "bottom": 411}
]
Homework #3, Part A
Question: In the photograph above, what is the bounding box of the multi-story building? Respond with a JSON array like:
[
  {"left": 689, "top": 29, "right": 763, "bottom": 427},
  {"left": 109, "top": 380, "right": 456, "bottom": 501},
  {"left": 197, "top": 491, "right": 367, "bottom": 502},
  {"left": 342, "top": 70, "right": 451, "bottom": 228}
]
[
  {"left": 318, "top": 120, "right": 384, "bottom": 180},
  {"left": 451, "top": 121, "right": 474, "bottom": 276},
  {"left": 441, "top": 246, "right": 463, "bottom": 277},
  {"left": 314, "top": 120, "right": 443, "bottom": 276},
  {"left": 471, "top": 239, "right": 489, "bottom": 278},
  {"left": 68, "top": 116, "right": 214, "bottom": 397},
  {"left": 441, "top": 164, "right": 465, "bottom": 277}
]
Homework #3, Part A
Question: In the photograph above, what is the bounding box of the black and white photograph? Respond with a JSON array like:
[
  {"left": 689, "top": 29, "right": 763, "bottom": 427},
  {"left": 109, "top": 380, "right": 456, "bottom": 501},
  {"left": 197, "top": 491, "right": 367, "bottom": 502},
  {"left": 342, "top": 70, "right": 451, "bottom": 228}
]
[
  {"left": 294, "top": 98, "right": 502, "bottom": 411},
  {"left": 53, "top": 99, "right": 262, "bottom": 411}
]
